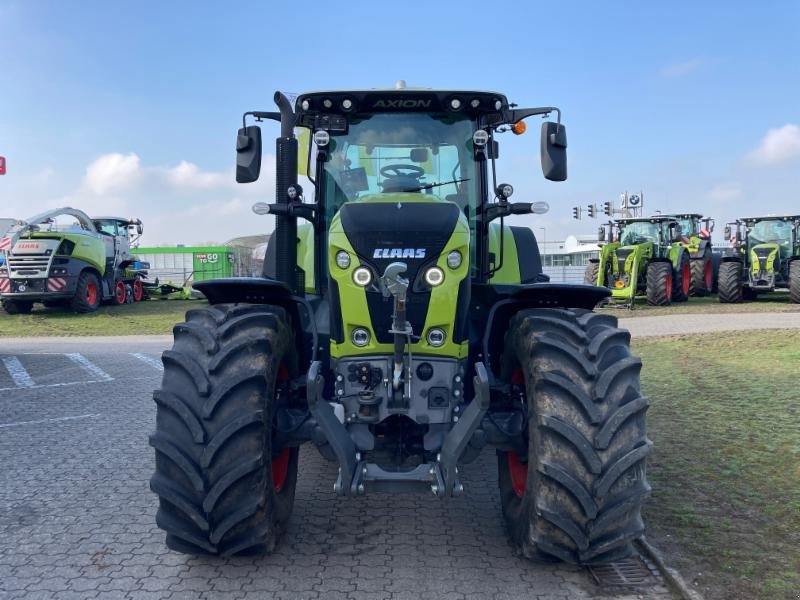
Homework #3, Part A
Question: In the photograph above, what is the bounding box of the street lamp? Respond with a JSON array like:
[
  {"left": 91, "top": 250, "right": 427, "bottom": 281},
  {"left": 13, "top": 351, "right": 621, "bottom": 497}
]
[{"left": 538, "top": 227, "right": 546, "bottom": 267}]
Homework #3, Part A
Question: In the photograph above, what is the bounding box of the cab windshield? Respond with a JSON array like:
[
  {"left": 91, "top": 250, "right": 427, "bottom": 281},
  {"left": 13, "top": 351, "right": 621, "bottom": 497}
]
[
  {"left": 676, "top": 218, "right": 696, "bottom": 236},
  {"left": 748, "top": 220, "right": 793, "bottom": 257},
  {"left": 619, "top": 221, "right": 661, "bottom": 245},
  {"left": 321, "top": 113, "right": 478, "bottom": 225}
]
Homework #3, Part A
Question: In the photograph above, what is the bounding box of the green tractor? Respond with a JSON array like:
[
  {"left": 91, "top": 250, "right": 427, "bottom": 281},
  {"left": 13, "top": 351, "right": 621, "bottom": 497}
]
[
  {"left": 672, "top": 213, "right": 715, "bottom": 296},
  {"left": 718, "top": 215, "right": 800, "bottom": 303},
  {"left": 584, "top": 216, "right": 691, "bottom": 307},
  {"left": 150, "top": 87, "right": 651, "bottom": 565},
  {"left": 0, "top": 208, "right": 149, "bottom": 314}
]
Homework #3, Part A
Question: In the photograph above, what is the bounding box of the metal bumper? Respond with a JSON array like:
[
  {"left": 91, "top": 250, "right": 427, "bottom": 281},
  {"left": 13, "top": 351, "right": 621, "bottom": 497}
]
[{"left": 306, "top": 361, "right": 490, "bottom": 497}]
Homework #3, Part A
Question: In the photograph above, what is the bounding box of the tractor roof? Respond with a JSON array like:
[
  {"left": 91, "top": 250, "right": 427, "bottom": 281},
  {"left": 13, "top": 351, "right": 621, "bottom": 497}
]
[
  {"left": 669, "top": 213, "right": 704, "bottom": 219},
  {"left": 93, "top": 216, "right": 142, "bottom": 224},
  {"left": 740, "top": 215, "right": 800, "bottom": 222},
  {"left": 294, "top": 88, "right": 511, "bottom": 124},
  {"left": 616, "top": 216, "right": 678, "bottom": 224}
]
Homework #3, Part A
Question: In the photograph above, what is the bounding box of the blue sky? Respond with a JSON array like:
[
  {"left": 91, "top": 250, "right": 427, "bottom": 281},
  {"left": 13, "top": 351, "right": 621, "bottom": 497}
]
[{"left": 1, "top": 0, "right": 799, "bottom": 244}]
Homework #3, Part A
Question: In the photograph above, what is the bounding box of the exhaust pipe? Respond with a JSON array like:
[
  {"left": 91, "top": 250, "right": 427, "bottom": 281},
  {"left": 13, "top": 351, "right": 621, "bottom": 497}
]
[{"left": 271, "top": 91, "right": 299, "bottom": 293}]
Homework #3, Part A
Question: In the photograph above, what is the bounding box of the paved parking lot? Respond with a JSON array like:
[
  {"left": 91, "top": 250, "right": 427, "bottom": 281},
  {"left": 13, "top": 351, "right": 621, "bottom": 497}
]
[{"left": 0, "top": 340, "right": 674, "bottom": 600}]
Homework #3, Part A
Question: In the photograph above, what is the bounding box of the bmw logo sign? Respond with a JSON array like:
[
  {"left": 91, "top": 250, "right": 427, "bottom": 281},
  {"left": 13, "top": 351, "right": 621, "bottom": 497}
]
[{"left": 628, "top": 194, "right": 641, "bottom": 206}]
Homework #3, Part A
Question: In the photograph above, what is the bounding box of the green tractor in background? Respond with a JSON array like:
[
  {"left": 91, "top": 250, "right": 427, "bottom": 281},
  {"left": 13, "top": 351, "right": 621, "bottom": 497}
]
[
  {"left": 584, "top": 216, "right": 691, "bottom": 307},
  {"left": 149, "top": 86, "right": 651, "bottom": 565},
  {"left": 718, "top": 215, "right": 800, "bottom": 303},
  {"left": 672, "top": 213, "right": 715, "bottom": 296}
]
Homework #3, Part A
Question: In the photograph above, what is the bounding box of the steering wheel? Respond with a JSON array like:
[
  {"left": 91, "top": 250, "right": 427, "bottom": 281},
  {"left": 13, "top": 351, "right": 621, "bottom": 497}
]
[{"left": 380, "top": 164, "right": 425, "bottom": 179}]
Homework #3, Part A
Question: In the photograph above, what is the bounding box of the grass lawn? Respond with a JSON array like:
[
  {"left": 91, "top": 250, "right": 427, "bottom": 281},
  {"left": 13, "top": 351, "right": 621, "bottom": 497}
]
[
  {"left": 602, "top": 293, "right": 800, "bottom": 317},
  {"left": 635, "top": 330, "right": 800, "bottom": 600},
  {"left": 0, "top": 299, "right": 204, "bottom": 336}
]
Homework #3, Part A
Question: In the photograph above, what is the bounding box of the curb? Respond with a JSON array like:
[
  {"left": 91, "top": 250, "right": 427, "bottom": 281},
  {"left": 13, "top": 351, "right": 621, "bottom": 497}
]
[{"left": 635, "top": 537, "right": 705, "bottom": 600}]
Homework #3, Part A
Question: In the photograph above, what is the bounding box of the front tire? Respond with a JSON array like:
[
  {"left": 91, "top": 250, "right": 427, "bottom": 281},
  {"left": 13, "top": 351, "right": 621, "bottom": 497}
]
[
  {"left": 690, "top": 248, "right": 713, "bottom": 296},
  {"left": 717, "top": 261, "right": 743, "bottom": 303},
  {"left": 150, "top": 303, "right": 299, "bottom": 556},
  {"left": 2, "top": 300, "right": 33, "bottom": 315},
  {"left": 646, "top": 262, "right": 672, "bottom": 306},
  {"left": 498, "top": 308, "right": 651, "bottom": 564},
  {"left": 71, "top": 271, "right": 101, "bottom": 313},
  {"left": 584, "top": 262, "right": 599, "bottom": 285},
  {"left": 789, "top": 261, "right": 800, "bottom": 304},
  {"left": 672, "top": 252, "right": 691, "bottom": 302}
]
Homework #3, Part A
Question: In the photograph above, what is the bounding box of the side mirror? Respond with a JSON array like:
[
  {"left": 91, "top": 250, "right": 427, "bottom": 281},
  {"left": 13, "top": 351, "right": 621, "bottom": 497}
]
[
  {"left": 236, "top": 125, "right": 262, "bottom": 183},
  {"left": 723, "top": 226, "right": 731, "bottom": 241},
  {"left": 708, "top": 219, "right": 715, "bottom": 232},
  {"left": 137, "top": 224, "right": 143, "bottom": 235},
  {"left": 540, "top": 122, "right": 567, "bottom": 181},
  {"left": 597, "top": 226, "right": 606, "bottom": 243}
]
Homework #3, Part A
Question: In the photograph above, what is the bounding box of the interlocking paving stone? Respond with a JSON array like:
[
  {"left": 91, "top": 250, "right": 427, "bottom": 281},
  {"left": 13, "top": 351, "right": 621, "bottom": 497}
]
[{"left": 0, "top": 342, "right": 676, "bottom": 599}]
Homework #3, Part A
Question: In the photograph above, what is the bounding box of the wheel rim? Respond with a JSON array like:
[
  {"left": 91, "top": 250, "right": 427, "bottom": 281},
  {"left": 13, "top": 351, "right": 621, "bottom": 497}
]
[
  {"left": 133, "top": 279, "right": 143, "bottom": 302},
  {"left": 86, "top": 282, "right": 98, "bottom": 305},
  {"left": 666, "top": 270, "right": 673, "bottom": 301},
  {"left": 704, "top": 260, "right": 713, "bottom": 290},
  {"left": 508, "top": 451, "right": 528, "bottom": 498},
  {"left": 272, "top": 362, "right": 290, "bottom": 493},
  {"left": 682, "top": 262, "right": 690, "bottom": 295},
  {"left": 271, "top": 447, "right": 290, "bottom": 492},
  {"left": 114, "top": 281, "right": 126, "bottom": 304}
]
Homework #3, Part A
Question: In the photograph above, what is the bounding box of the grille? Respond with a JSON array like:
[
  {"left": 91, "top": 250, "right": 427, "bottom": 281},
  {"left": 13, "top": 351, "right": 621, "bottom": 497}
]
[{"left": 9, "top": 253, "right": 53, "bottom": 278}]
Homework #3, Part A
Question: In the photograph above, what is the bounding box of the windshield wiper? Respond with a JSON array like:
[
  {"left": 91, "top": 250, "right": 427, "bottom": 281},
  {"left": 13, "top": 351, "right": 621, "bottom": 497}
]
[{"left": 401, "top": 178, "right": 470, "bottom": 193}]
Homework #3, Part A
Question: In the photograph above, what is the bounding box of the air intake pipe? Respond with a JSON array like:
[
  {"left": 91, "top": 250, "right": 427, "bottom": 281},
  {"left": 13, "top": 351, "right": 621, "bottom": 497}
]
[{"left": 270, "top": 91, "right": 300, "bottom": 293}]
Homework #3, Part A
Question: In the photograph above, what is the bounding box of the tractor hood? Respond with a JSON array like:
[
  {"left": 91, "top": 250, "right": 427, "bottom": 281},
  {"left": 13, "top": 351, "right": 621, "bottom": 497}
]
[{"left": 327, "top": 196, "right": 470, "bottom": 359}]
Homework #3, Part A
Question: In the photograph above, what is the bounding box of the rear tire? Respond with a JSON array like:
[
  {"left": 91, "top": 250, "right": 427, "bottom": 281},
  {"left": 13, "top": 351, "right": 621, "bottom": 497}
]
[
  {"left": 2, "top": 300, "right": 33, "bottom": 315},
  {"left": 672, "top": 252, "right": 691, "bottom": 302},
  {"left": 498, "top": 308, "right": 651, "bottom": 564},
  {"left": 71, "top": 271, "right": 101, "bottom": 313},
  {"left": 646, "top": 262, "right": 672, "bottom": 306},
  {"left": 690, "top": 248, "right": 713, "bottom": 296},
  {"left": 150, "top": 303, "right": 299, "bottom": 556},
  {"left": 789, "top": 261, "right": 800, "bottom": 304},
  {"left": 717, "top": 261, "right": 744, "bottom": 303},
  {"left": 584, "top": 262, "right": 599, "bottom": 285},
  {"left": 113, "top": 280, "right": 127, "bottom": 305}
]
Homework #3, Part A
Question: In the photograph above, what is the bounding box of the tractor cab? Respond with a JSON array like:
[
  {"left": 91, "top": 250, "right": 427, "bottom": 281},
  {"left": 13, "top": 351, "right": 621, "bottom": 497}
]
[{"left": 616, "top": 216, "right": 682, "bottom": 251}]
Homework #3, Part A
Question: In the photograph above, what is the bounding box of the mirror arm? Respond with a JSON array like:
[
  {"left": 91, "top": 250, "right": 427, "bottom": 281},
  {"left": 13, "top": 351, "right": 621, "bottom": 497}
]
[
  {"left": 261, "top": 202, "right": 319, "bottom": 222},
  {"left": 485, "top": 202, "right": 532, "bottom": 222},
  {"left": 490, "top": 106, "right": 561, "bottom": 127},
  {"left": 243, "top": 111, "right": 281, "bottom": 128}
]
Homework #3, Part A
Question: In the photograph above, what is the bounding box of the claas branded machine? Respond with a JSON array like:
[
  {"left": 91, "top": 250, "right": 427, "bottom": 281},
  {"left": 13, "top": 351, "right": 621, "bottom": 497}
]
[{"left": 150, "top": 86, "right": 650, "bottom": 566}]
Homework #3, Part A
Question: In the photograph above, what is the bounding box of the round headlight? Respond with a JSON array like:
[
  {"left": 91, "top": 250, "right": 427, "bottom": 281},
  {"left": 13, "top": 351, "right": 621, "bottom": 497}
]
[
  {"left": 342, "top": 98, "right": 353, "bottom": 110},
  {"left": 446, "top": 250, "right": 462, "bottom": 270},
  {"left": 353, "top": 266, "right": 372, "bottom": 286},
  {"left": 426, "top": 328, "right": 446, "bottom": 347},
  {"left": 335, "top": 250, "right": 351, "bottom": 269},
  {"left": 450, "top": 98, "right": 462, "bottom": 110},
  {"left": 424, "top": 266, "right": 445, "bottom": 287},
  {"left": 301, "top": 99, "right": 310, "bottom": 111},
  {"left": 313, "top": 130, "right": 330, "bottom": 147},
  {"left": 472, "top": 130, "right": 488, "bottom": 147},
  {"left": 322, "top": 98, "right": 333, "bottom": 109},
  {"left": 352, "top": 327, "right": 370, "bottom": 347},
  {"left": 470, "top": 98, "right": 481, "bottom": 108}
]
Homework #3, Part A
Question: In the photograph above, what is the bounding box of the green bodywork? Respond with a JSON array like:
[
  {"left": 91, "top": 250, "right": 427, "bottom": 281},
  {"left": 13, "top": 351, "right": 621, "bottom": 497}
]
[
  {"left": 326, "top": 194, "right": 471, "bottom": 360},
  {"left": 20, "top": 231, "right": 106, "bottom": 273}
]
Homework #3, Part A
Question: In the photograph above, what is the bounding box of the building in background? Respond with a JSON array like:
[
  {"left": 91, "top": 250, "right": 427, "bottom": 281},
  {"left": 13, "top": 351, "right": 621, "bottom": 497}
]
[{"left": 540, "top": 235, "right": 600, "bottom": 283}]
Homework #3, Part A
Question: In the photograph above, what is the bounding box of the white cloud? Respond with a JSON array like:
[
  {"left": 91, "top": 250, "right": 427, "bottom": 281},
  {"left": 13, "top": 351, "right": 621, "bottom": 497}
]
[
  {"left": 660, "top": 58, "right": 704, "bottom": 78},
  {"left": 84, "top": 152, "right": 141, "bottom": 194},
  {"left": 706, "top": 182, "right": 742, "bottom": 203},
  {"left": 747, "top": 124, "right": 800, "bottom": 166},
  {"left": 164, "top": 160, "right": 230, "bottom": 189}
]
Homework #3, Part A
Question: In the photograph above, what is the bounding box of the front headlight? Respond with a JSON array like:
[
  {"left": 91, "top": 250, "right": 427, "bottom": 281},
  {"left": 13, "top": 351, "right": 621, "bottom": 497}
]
[
  {"left": 353, "top": 266, "right": 372, "bottom": 287},
  {"left": 335, "top": 250, "right": 351, "bottom": 269},
  {"left": 446, "top": 250, "right": 462, "bottom": 270},
  {"left": 424, "top": 266, "right": 445, "bottom": 287}
]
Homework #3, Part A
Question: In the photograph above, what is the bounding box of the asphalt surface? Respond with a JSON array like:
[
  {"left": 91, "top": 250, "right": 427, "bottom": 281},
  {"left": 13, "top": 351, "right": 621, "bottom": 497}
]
[
  {"left": 0, "top": 336, "right": 676, "bottom": 600},
  {"left": 619, "top": 311, "right": 800, "bottom": 337}
]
